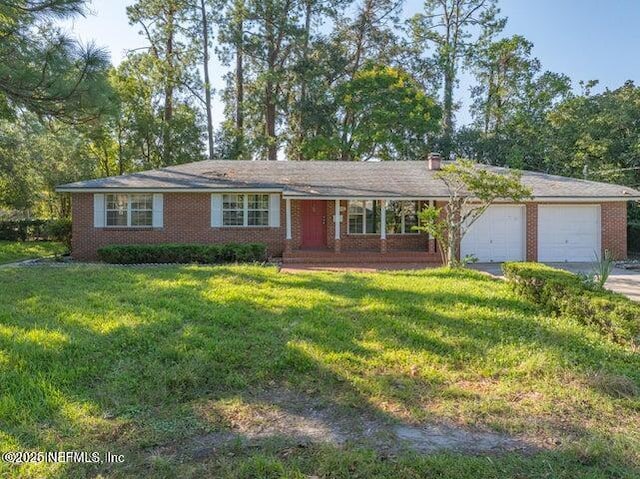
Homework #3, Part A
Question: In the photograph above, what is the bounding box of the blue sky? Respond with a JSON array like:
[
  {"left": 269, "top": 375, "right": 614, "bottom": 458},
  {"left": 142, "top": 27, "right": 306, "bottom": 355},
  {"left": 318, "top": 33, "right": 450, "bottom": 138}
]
[{"left": 62, "top": 0, "right": 640, "bottom": 128}]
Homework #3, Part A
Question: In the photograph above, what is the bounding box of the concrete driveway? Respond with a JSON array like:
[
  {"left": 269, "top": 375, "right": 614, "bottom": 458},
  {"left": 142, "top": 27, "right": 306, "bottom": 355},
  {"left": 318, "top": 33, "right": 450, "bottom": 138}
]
[{"left": 472, "top": 263, "right": 640, "bottom": 302}]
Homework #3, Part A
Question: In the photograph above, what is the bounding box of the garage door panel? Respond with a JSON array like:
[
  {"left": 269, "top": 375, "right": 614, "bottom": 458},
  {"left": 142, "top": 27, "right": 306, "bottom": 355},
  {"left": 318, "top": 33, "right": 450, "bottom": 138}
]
[
  {"left": 461, "top": 205, "right": 524, "bottom": 262},
  {"left": 538, "top": 205, "right": 600, "bottom": 262}
]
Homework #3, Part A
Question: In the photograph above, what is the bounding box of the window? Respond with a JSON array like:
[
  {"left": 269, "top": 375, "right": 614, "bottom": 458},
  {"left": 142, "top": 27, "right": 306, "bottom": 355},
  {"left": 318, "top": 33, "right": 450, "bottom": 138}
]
[
  {"left": 386, "top": 201, "right": 420, "bottom": 234},
  {"left": 131, "top": 194, "right": 153, "bottom": 226},
  {"left": 222, "top": 193, "right": 270, "bottom": 227},
  {"left": 223, "top": 194, "right": 245, "bottom": 226},
  {"left": 248, "top": 194, "right": 269, "bottom": 226},
  {"left": 347, "top": 200, "right": 420, "bottom": 235},
  {"left": 348, "top": 200, "right": 381, "bottom": 234},
  {"left": 106, "top": 194, "right": 153, "bottom": 227}
]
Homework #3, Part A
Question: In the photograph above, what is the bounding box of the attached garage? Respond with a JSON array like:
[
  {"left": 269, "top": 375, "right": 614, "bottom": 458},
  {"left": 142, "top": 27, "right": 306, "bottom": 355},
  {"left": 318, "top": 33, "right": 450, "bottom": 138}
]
[
  {"left": 538, "top": 205, "right": 600, "bottom": 262},
  {"left": 461, "top": 205, "right": 525, "bottom": 262}
]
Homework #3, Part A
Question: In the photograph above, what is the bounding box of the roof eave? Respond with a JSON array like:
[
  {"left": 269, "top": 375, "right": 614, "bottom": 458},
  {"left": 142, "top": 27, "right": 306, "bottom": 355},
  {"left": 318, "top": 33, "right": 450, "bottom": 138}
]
[{"left": 54, "top": 186, "right": 640, "bottom": 201}]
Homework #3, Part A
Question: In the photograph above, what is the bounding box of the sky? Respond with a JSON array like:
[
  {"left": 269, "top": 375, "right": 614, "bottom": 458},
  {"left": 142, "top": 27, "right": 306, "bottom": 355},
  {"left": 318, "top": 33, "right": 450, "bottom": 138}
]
[{"left": 61, "top": 0, "right": 640, "bottom": 128}]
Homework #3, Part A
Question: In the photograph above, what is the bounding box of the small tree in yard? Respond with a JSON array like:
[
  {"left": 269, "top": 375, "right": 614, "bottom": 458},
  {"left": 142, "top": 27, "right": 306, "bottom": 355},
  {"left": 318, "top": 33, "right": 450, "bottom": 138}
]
[{"left": 415, "top": 160, "right": 532, "bottom": 267}]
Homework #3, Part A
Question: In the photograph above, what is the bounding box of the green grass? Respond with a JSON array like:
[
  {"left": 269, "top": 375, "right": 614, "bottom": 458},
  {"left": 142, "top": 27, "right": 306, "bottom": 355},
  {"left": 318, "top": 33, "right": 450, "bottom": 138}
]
[
  {"left": 0, "top": 264, "right": 638, "bottom": 478},
  {"left": 0, "top": 241, "right": 66, "bottom": 264}
]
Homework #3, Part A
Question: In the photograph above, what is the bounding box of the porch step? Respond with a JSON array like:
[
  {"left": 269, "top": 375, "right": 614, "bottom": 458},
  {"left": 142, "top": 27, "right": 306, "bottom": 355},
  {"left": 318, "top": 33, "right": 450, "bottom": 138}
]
[{"left": 282, "top": 250, "right": 441, "bottom": 264}]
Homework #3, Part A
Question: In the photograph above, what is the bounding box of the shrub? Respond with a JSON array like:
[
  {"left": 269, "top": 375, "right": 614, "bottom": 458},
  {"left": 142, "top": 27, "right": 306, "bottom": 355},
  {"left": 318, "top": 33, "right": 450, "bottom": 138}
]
[
  {"left": 503, "top": 262, "right": 640, "bottom": 345},
  {"left": 97, "top": 243, "right": 267, "bottom": 265},
  {"left": 43, "top": 219, "right": 72, "bottom": 248},
  {"left": 0, "top": 219, "right": 70, "bottom": 242},
  {"left": 0, "top": 219, "right": 44, "bottom": 241},
  {"left": 629, "top": 221, "right": 640, "bottom": 253}
]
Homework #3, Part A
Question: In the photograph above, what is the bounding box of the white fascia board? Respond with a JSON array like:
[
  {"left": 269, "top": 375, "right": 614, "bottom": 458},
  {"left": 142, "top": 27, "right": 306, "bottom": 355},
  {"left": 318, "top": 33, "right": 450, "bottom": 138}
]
[
  {"left": 281, "top": 195, "right": 639, "bottom": 201},
  {"left": 282, "top": 195, "right": 451, "bottom": 200},
  {"left": 56, "top": 187, "right": 640, "bottom": 202},
  {"left": 56, "top": 187, "right": 284, "bottom": 193}
]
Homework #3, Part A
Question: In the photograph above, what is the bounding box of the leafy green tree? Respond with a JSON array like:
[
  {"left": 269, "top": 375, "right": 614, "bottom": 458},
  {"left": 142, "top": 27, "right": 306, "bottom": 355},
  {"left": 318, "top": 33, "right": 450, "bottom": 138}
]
[
  {"left": 110, "top": 57, "right": 204, "bottom": 169},
  {"left": 127, "top": 0, "right": 203, "bottom": 164},
  {"left": 497, "top": 71, "right": 571, "bottom": 170},
  {"left": 546, "top": 81, "right": 640, "bottom": 187},
  {"left": 414, "top": 159, "right": 532, "bottom": 267},
  {"left": 410, "top": 0, "right": 505, "bottom": 154},
  {"left": 303, "top": 64, "right": 441, "bottom": 161},
  {"left": 0, "top": 0, "right": 110, "bottom": 121},
  {"left": 198, "top": 0, "right": 215, "bottom": 159},
  {"left": 464, "top": 33, "right": 571, "bottom": 171},
  {"left": 214, "top": 0, "right": 250, "bottom": 159},
  {"left": 246, "top": 0, "right": 307, "bottom": 160},
  {"left": 471, "top": 35, "right": 539, "bottom": 135},
  {"left": 0, "top": 113, "right": 98, "bottom": 216}
]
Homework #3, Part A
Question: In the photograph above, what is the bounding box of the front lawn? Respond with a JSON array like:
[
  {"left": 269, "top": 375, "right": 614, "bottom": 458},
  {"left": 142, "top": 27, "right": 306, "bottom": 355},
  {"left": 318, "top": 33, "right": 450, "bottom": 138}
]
[
  {"left": 0, "top": 265, "right": 638, "bottom": 478},
  {"left": 0, "top": 241, "right": 66, "bottom": 264}
]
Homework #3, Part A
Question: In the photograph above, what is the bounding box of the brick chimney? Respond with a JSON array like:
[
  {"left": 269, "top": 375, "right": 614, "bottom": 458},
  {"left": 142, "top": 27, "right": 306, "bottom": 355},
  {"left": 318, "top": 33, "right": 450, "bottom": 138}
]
[{"left": 427, "top": 152, "right": 442, "bottom": 170}]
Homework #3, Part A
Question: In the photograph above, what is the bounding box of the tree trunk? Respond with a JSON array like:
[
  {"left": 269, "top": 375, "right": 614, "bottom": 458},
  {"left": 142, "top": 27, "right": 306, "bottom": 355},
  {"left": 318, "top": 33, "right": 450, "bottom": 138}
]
[
  {"left": 117, "top": 120, "right": 125, "bottom": 175},
  {"left": 442, "top": 61, "right": 454, "bottom": 151},
  {"left": 234, "top": 0, "right": 244, "bottom": 156},
  {"left": 296, "top": 0, "right": 313, "bottom": 161},
  {"left": 484, "top": 67, "right": 494, "bottom": 135},
  {"left": 265, "top": 18, "right": 277, "bottom": 161},
  {"left": 201, "top": 0, "right": 214, "bottom": 159},
  {"left": 163, "top": 7, "right": 175, "bottom": 164},
  {"left": 265, "top": 82, "right": 277, "bottom": 161},
  {"left": 339, "top": 0, "right": 371, "bottom": 161},
  {"left": 235, "top": 36, "right": 244, "bottom": 134},
  {"left": 447, "top": 225, "right": 457, "bottom": 267}
]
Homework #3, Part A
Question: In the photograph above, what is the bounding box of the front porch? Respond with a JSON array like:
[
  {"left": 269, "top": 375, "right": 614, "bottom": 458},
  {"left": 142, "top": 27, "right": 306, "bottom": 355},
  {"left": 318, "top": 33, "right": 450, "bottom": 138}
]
[{"left": 281, "top": 198, "right": 441, "bottom": 265}]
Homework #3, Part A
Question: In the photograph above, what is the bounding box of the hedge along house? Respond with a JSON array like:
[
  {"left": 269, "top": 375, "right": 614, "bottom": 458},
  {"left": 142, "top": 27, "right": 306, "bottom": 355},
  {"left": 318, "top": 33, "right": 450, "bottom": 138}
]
[{"left": 56, "top": 158, "right": 640, "bottom": 264}]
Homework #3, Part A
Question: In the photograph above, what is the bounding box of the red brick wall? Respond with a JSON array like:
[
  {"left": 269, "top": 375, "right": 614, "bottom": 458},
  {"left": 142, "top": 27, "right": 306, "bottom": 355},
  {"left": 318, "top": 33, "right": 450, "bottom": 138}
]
[
  {"left": 71, "top": 193, "right": 629, "bottom": 262},
  {"left": 601, "top": 201, "right": 627, "bottom": 260},
  {"left": 525, "top": 203, "right": 538, "bottom": 261},
  {"left": 71, "top": 193, "right": 286, "bottom": 260}
]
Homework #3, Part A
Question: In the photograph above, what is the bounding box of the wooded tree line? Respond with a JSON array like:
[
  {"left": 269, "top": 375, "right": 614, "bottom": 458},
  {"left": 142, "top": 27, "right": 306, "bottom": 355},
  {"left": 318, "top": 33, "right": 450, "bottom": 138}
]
[{"left": 0, "top": 0, "right": 639, "bottom": 218}]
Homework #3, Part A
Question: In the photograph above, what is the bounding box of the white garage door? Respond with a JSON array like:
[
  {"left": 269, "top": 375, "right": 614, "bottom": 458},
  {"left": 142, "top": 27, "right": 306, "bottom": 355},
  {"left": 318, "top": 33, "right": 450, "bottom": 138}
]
[
  {"left": 538, "top": 205, "right": 600, "bottom": 262},
  {"left": 461, "top": 205, "right": 525, "bottom": 262}
]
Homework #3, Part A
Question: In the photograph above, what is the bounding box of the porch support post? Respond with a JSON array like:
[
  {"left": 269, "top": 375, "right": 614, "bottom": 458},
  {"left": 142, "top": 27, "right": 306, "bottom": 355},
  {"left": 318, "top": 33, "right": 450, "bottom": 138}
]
[
  {"left": 334, "top": 199, "right": 341, "bottom": 253},
  {"left": 380, "top": 199, "right": 387, "bottom": 253},
  {"left": 285, "top": 198, "right": 292, "bottom": 253},
  {"left": 427, "top": 199, "right": 434, "bottom": 253}
]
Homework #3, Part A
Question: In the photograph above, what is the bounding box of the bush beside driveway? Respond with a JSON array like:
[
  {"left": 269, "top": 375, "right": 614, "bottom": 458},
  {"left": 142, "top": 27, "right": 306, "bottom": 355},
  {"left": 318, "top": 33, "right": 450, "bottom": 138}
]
[{"left": 473, "top": 262, "right": 640, "bottom": 302}]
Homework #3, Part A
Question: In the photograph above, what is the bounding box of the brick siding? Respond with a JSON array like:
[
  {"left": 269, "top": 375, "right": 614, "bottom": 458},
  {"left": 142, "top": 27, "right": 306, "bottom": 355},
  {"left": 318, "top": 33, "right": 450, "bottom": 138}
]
[
  {"left": 71, "top": 193, "right": 286, "bottom": 260},
  {"left": 601, "top": 201, "right": 627, "bottom": 260},
  {"left": 525, "top": 203, "right": 538, "bottom": 261},
  {"left": 71, "top": 193, "right": 629, "bottom": 262}
]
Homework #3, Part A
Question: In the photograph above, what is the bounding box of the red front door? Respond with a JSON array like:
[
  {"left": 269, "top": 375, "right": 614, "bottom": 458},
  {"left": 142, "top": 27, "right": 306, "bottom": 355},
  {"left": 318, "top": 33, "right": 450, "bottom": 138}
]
[{"left": 301, "top": 200, "right": 327, "bottom": 248}]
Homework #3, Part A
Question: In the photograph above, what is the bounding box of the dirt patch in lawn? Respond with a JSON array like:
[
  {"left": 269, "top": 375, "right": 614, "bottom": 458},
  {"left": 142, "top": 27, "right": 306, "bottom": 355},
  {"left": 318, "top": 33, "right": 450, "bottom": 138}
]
[{"left": 151, "top": 389, "right": 539, "bottom": 462}]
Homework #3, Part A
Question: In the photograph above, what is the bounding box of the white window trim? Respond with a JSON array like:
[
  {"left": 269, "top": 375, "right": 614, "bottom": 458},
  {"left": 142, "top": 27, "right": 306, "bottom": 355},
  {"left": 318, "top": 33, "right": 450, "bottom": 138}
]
[
  {"left": 347, "top": 200, "right": 381, "bottom": 235},
  {"left": 222, "top": 193, "right": 270, "bottom": 227},
  {"left": 105, "top": 193, "right": 154, "bottom": 228}
]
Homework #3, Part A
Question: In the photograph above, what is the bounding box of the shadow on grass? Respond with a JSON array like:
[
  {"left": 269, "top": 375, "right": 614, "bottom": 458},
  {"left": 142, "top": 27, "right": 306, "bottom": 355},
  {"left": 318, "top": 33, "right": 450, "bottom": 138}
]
[{"left": 0, "top": 264, "right": 638, "bottom": 477}]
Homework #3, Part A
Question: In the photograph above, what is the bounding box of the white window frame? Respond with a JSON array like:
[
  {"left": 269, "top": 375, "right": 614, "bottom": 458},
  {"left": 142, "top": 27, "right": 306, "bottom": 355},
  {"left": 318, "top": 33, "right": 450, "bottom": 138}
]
[
  {"left": 105, "top": 193, "right": 153, "bottom": 228},
  {"left": 222, "top": 193, "right": 246, "bottom": 227},
  {"left": 222, "top": 193, "right": 270, "bottom": 227},
  {"left": 247, "top": 193, "right": 270, "bottom": 226},
  {"left": 386, "top": 200, "right": 421, "bottom": 235},
  {"left": 347, "top": 200, "right": 381, "bottom": 235}
]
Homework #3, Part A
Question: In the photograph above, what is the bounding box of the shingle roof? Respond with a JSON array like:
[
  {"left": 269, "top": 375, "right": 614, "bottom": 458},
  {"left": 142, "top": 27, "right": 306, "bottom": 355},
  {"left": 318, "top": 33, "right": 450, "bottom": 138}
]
[{"left": 56, "top": 160, "right": 640, "bottom": 199}]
